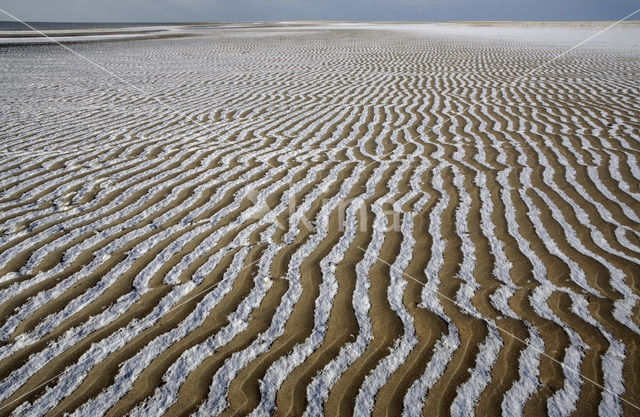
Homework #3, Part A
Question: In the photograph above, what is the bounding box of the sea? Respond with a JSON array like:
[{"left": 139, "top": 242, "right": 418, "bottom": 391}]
[{"left": 0, "top": 21, "right": 185, "bottom": 31}]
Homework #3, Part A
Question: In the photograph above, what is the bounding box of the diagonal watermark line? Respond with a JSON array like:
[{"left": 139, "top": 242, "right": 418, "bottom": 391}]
[
  {"left": 354, "top": 245, "right": 640, "bottom": 412},
  {"left": 0, "top": 8, "right": 233, "bottom": 147},
  {"left": 0, "top": 6, "right": 303, "bottom": 187},
  {"left": 366, "top": 8, "right": 640, "bottom": 165},
  {"left": 513, "top": 11, "right": 640, "bottom": 75}
]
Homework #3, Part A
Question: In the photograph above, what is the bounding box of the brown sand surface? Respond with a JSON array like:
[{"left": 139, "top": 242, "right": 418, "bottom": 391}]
[{"left": 0, "top": 21, "right": 639, "bottom": 417}]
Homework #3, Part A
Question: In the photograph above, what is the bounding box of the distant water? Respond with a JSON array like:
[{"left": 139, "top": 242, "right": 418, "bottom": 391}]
[{"left": 0, "top": 21, "right": 184, "bottom": 31}]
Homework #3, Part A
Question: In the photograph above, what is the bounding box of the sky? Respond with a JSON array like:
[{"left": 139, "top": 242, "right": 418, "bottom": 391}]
[{"left": 0, "top": 0, "right": 638, "bottom": 22}]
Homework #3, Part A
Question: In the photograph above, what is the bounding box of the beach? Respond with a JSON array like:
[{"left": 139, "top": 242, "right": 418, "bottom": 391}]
[{"left": 0, "top": 21, "right": 639, "bottom": 416}]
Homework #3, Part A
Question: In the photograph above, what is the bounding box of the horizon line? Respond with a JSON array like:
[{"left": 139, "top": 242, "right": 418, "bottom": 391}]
[{"left": 1, "top": 18, "right": 640, "bottom": 24}]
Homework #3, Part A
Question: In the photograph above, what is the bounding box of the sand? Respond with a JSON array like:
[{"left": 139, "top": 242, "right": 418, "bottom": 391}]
[{"left": 0, "top": 21, "right": 639, "bottom": 417}]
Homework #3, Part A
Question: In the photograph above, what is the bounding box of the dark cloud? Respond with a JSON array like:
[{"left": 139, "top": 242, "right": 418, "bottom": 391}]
[{"left": 0, "top": 0, "right": 638, "bottom": 22}]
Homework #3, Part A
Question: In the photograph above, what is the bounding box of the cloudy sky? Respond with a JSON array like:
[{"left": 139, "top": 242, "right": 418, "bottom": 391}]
[{"left": 0, "top": 0, "right": 638, "bottom": 22}]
